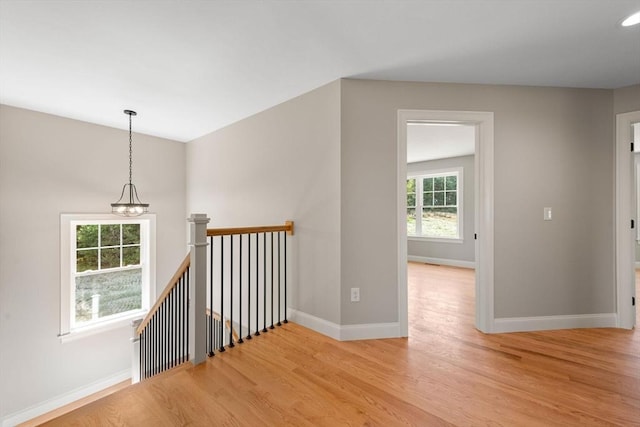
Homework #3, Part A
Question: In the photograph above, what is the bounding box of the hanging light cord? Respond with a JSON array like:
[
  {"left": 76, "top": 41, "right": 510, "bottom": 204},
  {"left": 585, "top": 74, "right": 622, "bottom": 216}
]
[{"left": 128, "top": 112, "right": 133, "bottom": 186}]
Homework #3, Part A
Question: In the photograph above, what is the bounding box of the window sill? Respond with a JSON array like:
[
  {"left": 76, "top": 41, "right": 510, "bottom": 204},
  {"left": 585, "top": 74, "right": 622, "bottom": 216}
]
[
  {"left": 58, "top": 310, "right": 146, "bottom": 343},
  {"left": 408, "top": 236, "right": 464, "bottom": 244}
]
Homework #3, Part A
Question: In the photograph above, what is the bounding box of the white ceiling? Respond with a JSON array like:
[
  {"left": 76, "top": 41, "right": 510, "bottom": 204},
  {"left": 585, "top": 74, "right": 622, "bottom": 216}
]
[
  {"left": 407, "top": 123, "right": 475, "bottom": 163},
  {"left": 1, "top": 0, "right": 639, "bottom": 142}
]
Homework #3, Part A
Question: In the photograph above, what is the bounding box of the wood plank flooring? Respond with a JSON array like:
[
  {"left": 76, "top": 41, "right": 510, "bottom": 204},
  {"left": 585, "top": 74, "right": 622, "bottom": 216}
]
[{"left": 41, "top": 263, "right": 639, "bottom": 426}]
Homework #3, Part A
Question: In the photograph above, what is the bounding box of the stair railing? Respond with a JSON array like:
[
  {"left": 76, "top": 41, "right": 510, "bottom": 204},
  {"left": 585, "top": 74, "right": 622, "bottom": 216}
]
[
  {"left": 131, "top": 214, "right": 294, "bottom": 382},
  {"left": 131, "top": 253, "right": 190, "bottom": 382},
  {"left": 205, "top": 221, "right": 294, "bottom": 356}
]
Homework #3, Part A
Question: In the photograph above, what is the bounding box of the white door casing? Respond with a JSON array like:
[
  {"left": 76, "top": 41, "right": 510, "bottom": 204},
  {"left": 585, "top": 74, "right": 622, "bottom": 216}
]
[
  {"left": 397, "top": 110, "right": 495, "bottom": 335},
  {"left": 615, "top": 110, "right": 640, "bottom": 329}
]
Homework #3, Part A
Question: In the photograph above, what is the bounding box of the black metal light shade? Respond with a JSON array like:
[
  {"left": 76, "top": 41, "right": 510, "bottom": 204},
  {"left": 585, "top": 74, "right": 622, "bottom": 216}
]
[{"left": 111, "top": 110, "right": 149, "bottom": 216}]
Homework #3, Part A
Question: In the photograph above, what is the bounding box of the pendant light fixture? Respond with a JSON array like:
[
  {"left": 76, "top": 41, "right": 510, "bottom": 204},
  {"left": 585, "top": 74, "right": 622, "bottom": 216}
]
[{"left": 111, "top": 109, "right": 149, "bottom": 216}]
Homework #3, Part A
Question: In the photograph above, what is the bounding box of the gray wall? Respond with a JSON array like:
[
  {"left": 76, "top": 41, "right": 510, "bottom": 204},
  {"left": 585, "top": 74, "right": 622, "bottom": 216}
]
[
  {"left": 614, "top": 84, "right": 640, "bottom": 114},
  {"left": 407, "top": 155, "right": 475, "bottom": 264},
  {"left": 0, "top": 106, "right": 187, "bottom": 420},
  {"left": 186, "top": 81, "right": 342, "bottom": 324},
  {"left": 340, "top": 79, "right": 613, "bottom": 323}
]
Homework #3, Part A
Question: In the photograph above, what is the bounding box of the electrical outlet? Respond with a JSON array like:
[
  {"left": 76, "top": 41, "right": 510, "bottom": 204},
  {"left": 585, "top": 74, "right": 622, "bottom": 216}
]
[{"left": 350, "top": 287, "right": 360, "bottom": 302}]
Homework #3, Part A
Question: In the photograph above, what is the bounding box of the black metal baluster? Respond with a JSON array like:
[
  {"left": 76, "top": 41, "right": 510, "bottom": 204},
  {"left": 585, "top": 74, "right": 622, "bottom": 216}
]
[
  {"left": 169, "top": 293, "right": 173, "bottom": 369},
  {"left": 164, "top": 294, "right": 168, "bottom": 371},
  {"left": 270, "top": 232, "right": 275, "bottom": 329},
  {"left": 219, "top": 235, "right": 225, "bottom": 352},
  {"left": 145, "top": 326, "right": 149, "bottom": 379},
  {"left": 177, "top": 276, "right": 182, "bottom": 365},
  {"left": 159, "top": 303, "right": 163, "bottom": 374},
  {"left": 246, "top": 233, "right": 252, "bottom": 340},
  {"left": 238, "top": 234, "right": 244, "bottom": 344},
  {"left": 277, "top": 231, "right": 282, "bottom": 326},
  {"left": 151, "top": 316, "right": 155, "bottom": 376},
  {"left": 255, "top": 233, "right": 260, "bottom": 337},
  {"left": 147, "top": 323, "right": 150, "bottom": 378},
  {"left": 152, "top": 321, "right": 154, "bottom": 375},
  {"left": 208, "top": 236, "right": 214, "bottom": 357},
  {"left": 173, "top": 286, "right": 177, "bottom": 366},
  {"left": 262, "top": 232, "right": 267, "bottom": 333},
  {"left": 151, "top": 315, "right": 155, "bottom": 376},
  {"left": 153, "top": 316, "right": 156, "bottom": 374},
  {"left": 140, "top": 329, "right": 144, "bottom": 380},
  {"left": 177, "top": 277, "right": 182, "bottom": 364},
  {"left": 284, "top": 231, "right": 288, "bottom": 323},
  {"left": 229, "top": 235, "right": 235, "bottom": 348},
  {"left": 215, "top": 318, "right": 219, "bottom": 349},
  {"left": 169, "top": 288, "right": 173, "bottom": 368},
  {"left": 161, "top": 300, "right": 166, "bottom": 373},
  {"left": 185, "top": 268, "right": 190, "bottom": 363}
]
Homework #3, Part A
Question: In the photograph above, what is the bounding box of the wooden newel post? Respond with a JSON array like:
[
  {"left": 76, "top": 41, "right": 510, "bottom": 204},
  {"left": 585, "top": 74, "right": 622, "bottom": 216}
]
[{"left": 188, "top": 213, "right": 210, "bottom": 365}]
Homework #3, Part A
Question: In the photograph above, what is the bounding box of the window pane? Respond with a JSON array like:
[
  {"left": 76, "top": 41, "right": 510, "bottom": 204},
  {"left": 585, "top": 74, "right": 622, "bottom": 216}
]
[
  {"left": 75, "top": 269, "right": 142, "bottom": 324},
  {"left": 422, "top": 208, "right": 458, "bottom": 238},
  {"left": 423, "top": 177, "right": 433, "bottom": 191},
  {"left": 123, "top": 246, "right": 140, "bottom": 266},
  {"left": 433, "top": 176, "right": 445, "bottom": 191},
  {"left": 77, "top": 249, "right": 98, "bottom": 272},
  {"left": 76, "top": 225, "right": 98, "bottom": 249},
  {"left": 122, "top": 224, "right": 140, "bottom": 245},
  {"left": 446, "top": 191, "right": 457, "bottom": 206},
  {"left": 433, "top": 192, "right": 445, "bottom": 206},
  {"left": 445, "top": 175, "right": 457, "bottom": 190},
  {"left": 423, "top": 191, "right": 433, "bottom": 206},
  {"left": 407, "top": 208, "right": 416, "bottom": 235},
  {"left": 101, "top": 247, "right": 121, "bottom": 269},
  {"left": 407, "top": 193, "right": 416, "bottom": 207},
  {"left": 101, "top": 224, "right": 120, "bottom": 247}
]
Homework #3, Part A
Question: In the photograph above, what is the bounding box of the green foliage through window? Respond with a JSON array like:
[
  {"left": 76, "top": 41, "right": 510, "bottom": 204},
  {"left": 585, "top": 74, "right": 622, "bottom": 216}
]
[{"left": 76, "top": 224, "right": 141, "bottom": 272}]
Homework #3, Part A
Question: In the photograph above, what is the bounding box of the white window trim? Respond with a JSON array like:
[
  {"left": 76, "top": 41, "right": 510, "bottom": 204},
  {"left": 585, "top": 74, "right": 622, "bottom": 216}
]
[
  {"left": 59, "top": 213, "right": 156, "bottom": 342},
  {"left": 407, "top": 167, "right": 463, "bottom": 242}
]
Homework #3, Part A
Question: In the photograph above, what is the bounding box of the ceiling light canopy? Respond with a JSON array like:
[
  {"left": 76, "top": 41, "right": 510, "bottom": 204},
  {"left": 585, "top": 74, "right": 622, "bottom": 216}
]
[
  {"left": 111, "top": 110, "right": 149, "bottom": 216},
  {"left": 621, "top": 11, "right": 640, "bottom": 27}
]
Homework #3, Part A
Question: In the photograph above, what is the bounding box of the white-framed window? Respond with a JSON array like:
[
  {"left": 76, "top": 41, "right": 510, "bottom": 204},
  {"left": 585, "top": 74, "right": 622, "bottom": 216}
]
[
  {"left": 60, "top": 214, "right": 155, "bottom": 341},
  {"left": 407, "top": 168, "right": 463, "bottom": 240}
]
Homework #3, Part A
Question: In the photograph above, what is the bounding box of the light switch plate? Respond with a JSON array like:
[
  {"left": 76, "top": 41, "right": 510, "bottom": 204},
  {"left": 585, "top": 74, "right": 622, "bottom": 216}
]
[{"left": 544, "top": 207, "right": 552, "bottom": 221}]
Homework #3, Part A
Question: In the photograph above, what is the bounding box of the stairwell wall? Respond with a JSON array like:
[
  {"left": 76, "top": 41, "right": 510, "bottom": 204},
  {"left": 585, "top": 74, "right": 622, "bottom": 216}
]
[
  {"left": 186, "top": 80, "right": 342, "bottom": 327},
  {"left": 0, "top": 105, "right": 187, "bottom": 424}
]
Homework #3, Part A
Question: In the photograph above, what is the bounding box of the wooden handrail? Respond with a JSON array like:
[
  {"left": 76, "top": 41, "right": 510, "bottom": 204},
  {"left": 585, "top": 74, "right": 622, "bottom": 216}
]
[
  {"left": 136, "top": 253, "right": 191, "bottom": 335},
  {"left": 207, "top": 220, "right": 294, "bottom": 237}
]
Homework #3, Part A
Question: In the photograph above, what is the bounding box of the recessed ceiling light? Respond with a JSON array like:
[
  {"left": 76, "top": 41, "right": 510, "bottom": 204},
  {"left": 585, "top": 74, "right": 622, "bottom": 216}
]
[{"left": 621, "top": 11, "right": 640, "bottom": 27}]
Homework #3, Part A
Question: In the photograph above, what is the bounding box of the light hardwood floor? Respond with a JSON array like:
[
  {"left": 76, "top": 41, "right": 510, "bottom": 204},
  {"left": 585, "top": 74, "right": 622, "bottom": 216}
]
[{"left": 40, "top": 263, "right": 639, "bottom": 426}]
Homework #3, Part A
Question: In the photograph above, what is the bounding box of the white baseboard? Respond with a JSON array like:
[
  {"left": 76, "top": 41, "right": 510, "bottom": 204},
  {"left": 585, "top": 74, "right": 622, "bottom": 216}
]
[
  {"left": 2, "top": 369, "right": 130, "bottom": 427},
  {"left": 492, "top": 313, "right": 617, "bottom": 333},
  {"left": 339, "top": 322, "right": 403, "bottom": 341},
  {"left": 407, "top": 255, "right": 475, "bottom": 269},
  {"left": 289, "top": 309, "right": 341, "bottom": 340},
  {"left": 289, "top": 309, "right": 402, "bottom": 341}
]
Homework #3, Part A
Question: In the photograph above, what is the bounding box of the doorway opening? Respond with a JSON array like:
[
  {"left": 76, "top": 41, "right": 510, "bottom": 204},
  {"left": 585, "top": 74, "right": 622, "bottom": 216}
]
[{"left": 397, "top": 110, "right": 494, "bottom": 335}]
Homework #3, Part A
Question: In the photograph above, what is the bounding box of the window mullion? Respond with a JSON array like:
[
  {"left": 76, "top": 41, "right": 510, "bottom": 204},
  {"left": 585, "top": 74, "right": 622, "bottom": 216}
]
[
  {"left": 119, "top": 224, "right": 123, "bottom": 268},
  {"left": 97, "top": 225, "right": 101, "bottom": 270},
  {"left": 416, "top": 177, "right": 423, "bottom": 236}
]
